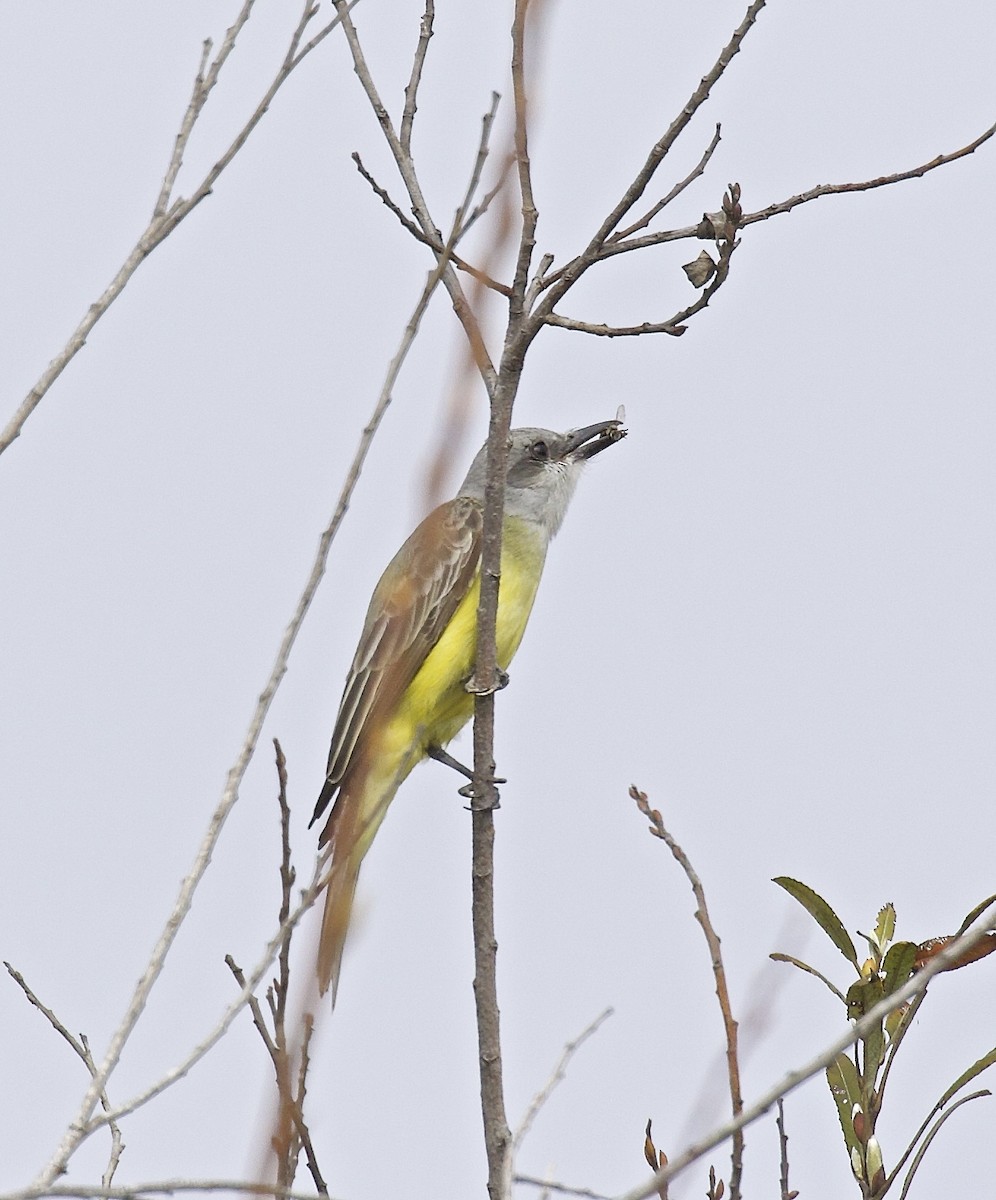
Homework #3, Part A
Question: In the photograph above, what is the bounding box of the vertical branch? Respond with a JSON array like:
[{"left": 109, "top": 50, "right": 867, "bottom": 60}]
[
  {"left": 465, "top": 6, "right": 546, "bottom": 1195},
  {"left": 469, "top": 373, "right": 515, "bottom": 1200},
  {"left": 509, "top": 0, "right": 538, "bottom": 306}
]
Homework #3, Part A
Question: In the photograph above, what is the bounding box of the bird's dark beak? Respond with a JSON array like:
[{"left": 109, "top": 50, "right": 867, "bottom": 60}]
[{"left": 565, "top": 418, "right": 628, "bottom": 461}]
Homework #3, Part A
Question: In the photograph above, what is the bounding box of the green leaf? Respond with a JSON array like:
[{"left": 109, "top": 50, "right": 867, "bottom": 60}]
[
  {"left": 773, "top": 877, "right": 858, "bottom": 966},
  {"left": 827, "top": 1053, "right": 862, "bottom": 1157},
  {"left": 873, "top": 902, "right": 896, "bottom": 951},
  {"left": 936, "top": 1044, "right": 996, "bottom": 1110},
  {"left": 956, "top": 892, "right": 996, "bottom": 937},
  {"left": 884, "top": 1001, "right": 909, "bottom": 1043},
  {"left": 863, "top": 1016, "right": 886, "bottom": 1095},
  {"left": 769, "top": 952, "right": 847, "bottom": 1003},
  {"left": 882, "top": 940, "right": 918, "bottom": 998}
]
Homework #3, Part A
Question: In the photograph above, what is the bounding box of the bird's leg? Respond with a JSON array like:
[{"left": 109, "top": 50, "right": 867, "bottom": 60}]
[
  {"left": 427, "top": 744, "right": 475, "bottom": 780},
  {"left": 464, "top": 667, "right": 510, "bottom": 696},
  {"left": 427, "top": 744, "right": 507, "bottom": 800}
]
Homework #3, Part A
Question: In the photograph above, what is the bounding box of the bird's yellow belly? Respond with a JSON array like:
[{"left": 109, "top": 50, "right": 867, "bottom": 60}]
[{"left": 382, "top": 518, "right": 547, "bottom": 764}]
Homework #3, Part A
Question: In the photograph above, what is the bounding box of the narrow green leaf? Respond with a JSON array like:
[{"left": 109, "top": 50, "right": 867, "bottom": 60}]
[
  {"left": 863, "top": 1018, "right": 885, "bottom": 1095},
  {"left": 773, "top": 877, "right": 858, "bottom": 966},
  {"left": 827, "top": 1055, "right": 862, "bottom": 1157},
  {"left": 873, "top": 902, "right": 896, "bottom": 951},
  {"left": 956, "top": 893, "right": 996, "bottom": 937},
  {"left": 936, "top": 1044, "right": 996, "bottom": 1110},
  {"left": 882, "top": 941, "right": 918, "bottom": 998},
  {"left": 898, "top": 1091, "right": 992, "bottom": 1200},
  {"left": 884, "top": 1001, "right": 908, "bottom": 1043},
  {"left": 769, "top": 952, "right": 847, "bottom": 1003}
]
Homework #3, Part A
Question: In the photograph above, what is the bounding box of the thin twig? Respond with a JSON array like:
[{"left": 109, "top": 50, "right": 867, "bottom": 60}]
[
  {"left": 351, "top": 152, "right": 510, "bottom": 295},
  {"left": 225, "top": 954, "right": 327, "bottom": 1196},
  {"left": 609, "top": 124, "right": 723, "bottom": 243},
  {"left": 453, "top": 93, "right": 503, "bottom": 242},
  {"left": 775, "top": 1100, "right": 796, "bottom": 1200},
  {"left": 333, "top": 0, "right": 498, "bottom": 394},
  {"left": 630, "top": 786, "right": 744, "bottom": 1200},
  {"left": 769, "top": 953, "right": 847, "bottom": 1004},
  {"left": 544, "top": 185, "right": 740, "bottom": 341},
  {"left": 153, "top": 1, "right": 255, "bottom": 218},
  {"left": 400, "top": 0, "right": 434, "bottom": 156},
  {"left": 4, "top": 966, "right": 124, "bottom": 1188},
  {"left": 741, "top": 120, "right": 996, "bottom": 228},
  {"left": 540, "top": 315, "right": 686, "bottom": 338},
  {"left": 514, "top": 1178, "right": 612, "bottom": 1200},
  {"left": 513, "top": 1008, "right": 614, "bottom": 1152},
  {"left": 509, "top": 0, "right": 539, "bottom": 307},
  {"left": 1, "top": 1184, "right": 334, "bottom": 1200}
]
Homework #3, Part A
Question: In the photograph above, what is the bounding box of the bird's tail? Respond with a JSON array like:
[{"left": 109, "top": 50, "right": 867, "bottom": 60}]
[
  {"left": 317, "top": 846, "right": 362, "bottom": 1003},
  {"left": 316, "top": 746, "right": 418, "bottom": 1003}
]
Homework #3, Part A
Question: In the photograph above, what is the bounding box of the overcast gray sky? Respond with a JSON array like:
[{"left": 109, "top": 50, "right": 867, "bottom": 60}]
[{"left": 2, "top": 3, "right": 995, "bottom": 1198}]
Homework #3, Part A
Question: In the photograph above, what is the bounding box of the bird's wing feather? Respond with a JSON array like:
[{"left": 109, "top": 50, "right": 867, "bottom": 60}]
[{"left": 311, "top": 496, "right": 483, "bottom": 826}]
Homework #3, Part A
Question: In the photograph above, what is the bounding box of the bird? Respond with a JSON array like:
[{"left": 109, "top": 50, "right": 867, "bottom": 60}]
[{"left": 310, "top": 418, "right": 626, "bottom": 1001}]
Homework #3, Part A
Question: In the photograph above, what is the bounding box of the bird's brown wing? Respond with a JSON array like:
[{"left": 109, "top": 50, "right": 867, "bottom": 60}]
[{"left": 310, "top": 495, "right": 483, "bottom": 830}]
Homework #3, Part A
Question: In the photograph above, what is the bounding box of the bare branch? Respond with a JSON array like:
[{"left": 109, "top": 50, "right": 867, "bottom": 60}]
[
  {"left": 740, "top": 119, "right": 996, "bottom": 227},
  {"left": 509, "top": 0, "right": 539, "bottom": 306},
  {"left": 2, "top": 1184, "right": 334, "bottom": 1200},
  {"left": 153, "top": 1, "right": 255, "bottom": 218},
  {"left": 775, "top": 1100, "right": 797, "bottom": 1200},
  {"left": 154, "top": 36, "right": 215, "bottom": 220},
  {"left": 400, "top": 0, "right": 434, "bottom": 156},
  {"left": 540, "top": 315, "right": 686, "bottom": 338},
  {"left": 609, "top": 124, "right": 722, "bottom": 243},
  {"left": 513, "top": 1008, "right": 614, "bottom": 1152},
  {"left": 514, "top": 1178, "right": 612, "bottom": 1200},
  {"left": 351, "top": 150, "right": 511, "bottom": 295},
  {"left": 453, "top": 92, "right": 503, "bottom": 242},
  {"left": 544, "top": 186, "right": 741, "bottom": 341},
  {"left": 462, "top": 146, "right": 514, "bottom": 237},
  {"left": 4, "top": 966, "right": 124, "bottom": 1188},
  {"left": 631, "top": 786, "right": 744, "bottom": 1199},
  {"left": 333, "top": 1, "right": 498, "bottom": 394}
]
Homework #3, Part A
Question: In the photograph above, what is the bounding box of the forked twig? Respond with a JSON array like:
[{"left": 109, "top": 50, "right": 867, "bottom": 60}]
[{"left": 4, "top": 965, "right": 124, "bottom": 1188}]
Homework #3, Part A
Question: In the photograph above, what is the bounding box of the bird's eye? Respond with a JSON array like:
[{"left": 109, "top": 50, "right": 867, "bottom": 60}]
[{"left": 530, "top": 439, "right": 549, "bottom": 461}]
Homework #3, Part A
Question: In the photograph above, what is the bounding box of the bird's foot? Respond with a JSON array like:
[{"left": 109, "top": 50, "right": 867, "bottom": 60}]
[
  {"left": 464, "top": 667, "right": 510, "bottom": 696},
  {"left": 458, "top": 778, "right": 502, "bottom": 811},
  {"left": 428, "top": 746, "right": 506, "bottom": 802}
]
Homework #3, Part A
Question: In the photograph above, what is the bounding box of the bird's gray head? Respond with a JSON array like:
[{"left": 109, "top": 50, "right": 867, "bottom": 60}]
[{"left": 458, "top": 419, "right": 626, "bottom": 538}]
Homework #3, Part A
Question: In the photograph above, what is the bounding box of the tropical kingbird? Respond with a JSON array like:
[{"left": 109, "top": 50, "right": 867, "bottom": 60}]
[{"left": 310, "top": 418, "right": 626, "bottom": 1000}]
